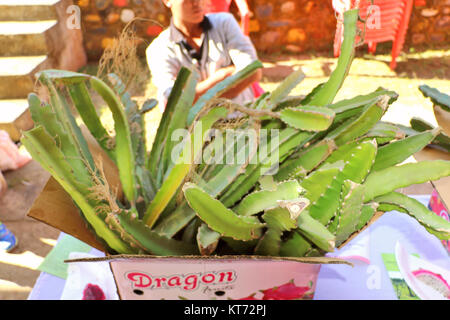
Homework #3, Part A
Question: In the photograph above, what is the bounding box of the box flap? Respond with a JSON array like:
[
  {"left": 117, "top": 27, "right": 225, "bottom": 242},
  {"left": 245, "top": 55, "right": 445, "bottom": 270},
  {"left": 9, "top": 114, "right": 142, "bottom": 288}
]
[
  {"left": 28, "top": 176, "right": 106, "bottom": 252},
  {"left": 27, "top": 126, "right": 122, "bottom": 253}
]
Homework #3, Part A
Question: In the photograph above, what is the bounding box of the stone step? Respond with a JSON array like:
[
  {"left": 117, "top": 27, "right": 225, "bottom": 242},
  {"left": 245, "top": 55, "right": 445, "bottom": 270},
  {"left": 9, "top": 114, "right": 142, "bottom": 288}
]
[
  {"left": 0, "top": 0, "right": 59, "bottom": 3},
  {"left": 0, "top": 4, "right": 57, "bottom": 21},
  {"left": 0, "top": 56, "right": 48, "bottom": 99},
  {"left": 0, "top": 20, "right": 58, "bottom": 56},
  {"left": 0, "top": 99, "right": 33, "bottom": 142}
]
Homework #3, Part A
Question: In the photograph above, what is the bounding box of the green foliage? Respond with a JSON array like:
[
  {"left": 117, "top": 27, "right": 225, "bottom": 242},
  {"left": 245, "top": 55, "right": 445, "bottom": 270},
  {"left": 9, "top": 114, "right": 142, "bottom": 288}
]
[
  {"left": 23, "top": 8, "right": 450, "bottom": 258},
  {"left": 419, "top": 85, "right": 450, "bottom": 112}
]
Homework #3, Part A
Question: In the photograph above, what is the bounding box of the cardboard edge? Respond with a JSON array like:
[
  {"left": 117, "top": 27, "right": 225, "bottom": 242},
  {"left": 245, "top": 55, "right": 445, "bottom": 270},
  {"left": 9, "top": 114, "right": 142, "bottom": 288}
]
[
  {"left": 414, "top": 147, "right": 450, "bottom": 213},
  {"left": 65, "top": 254, "right": 354, "bottom": 266},
  {"left": 337, "top": 211, "right": 385, "bottom": 250},
  {"left": 107, "top": 259, "right": 123, "bottom": 300},
  {"left": 430, "top": 180, "right": 450, "bottom": 213}
]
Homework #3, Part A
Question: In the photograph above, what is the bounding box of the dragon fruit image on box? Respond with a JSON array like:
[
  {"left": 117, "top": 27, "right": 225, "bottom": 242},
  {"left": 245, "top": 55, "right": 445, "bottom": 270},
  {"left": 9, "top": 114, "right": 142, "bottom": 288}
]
[
  {"left": 82, "top": 283, "right": 106, "bottom": 300},
  {"left": 411, "top": 269, "right": 450, "bottom": 300},
  {"left": 396, "top": 242, "right": 450, "bottom": 300},
  {"left": 238, "top": 279, "right": 314, "bottom": 300}
]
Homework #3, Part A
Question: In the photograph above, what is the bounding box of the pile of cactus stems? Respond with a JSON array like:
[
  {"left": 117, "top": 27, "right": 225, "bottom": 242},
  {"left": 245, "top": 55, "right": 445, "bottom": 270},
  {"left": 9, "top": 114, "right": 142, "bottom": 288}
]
[{"left": 22, "top": 8, "right": 450, "bottom": 257}]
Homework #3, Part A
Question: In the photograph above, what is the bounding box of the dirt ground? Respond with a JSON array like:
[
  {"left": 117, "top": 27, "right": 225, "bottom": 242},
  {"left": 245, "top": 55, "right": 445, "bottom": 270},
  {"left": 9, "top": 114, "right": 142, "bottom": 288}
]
[
  {"left": 0, "top": 159, "right": 59, "bottom": 300},
  {"left": 0, "top": 46, "right": 447, "bottom": 300}
]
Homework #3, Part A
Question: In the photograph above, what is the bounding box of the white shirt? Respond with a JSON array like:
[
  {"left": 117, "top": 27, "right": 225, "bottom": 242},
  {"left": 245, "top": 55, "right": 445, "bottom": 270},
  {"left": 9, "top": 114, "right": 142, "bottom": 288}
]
[{"left": 146, "top": 12, "right": 259, "bottom": 110}]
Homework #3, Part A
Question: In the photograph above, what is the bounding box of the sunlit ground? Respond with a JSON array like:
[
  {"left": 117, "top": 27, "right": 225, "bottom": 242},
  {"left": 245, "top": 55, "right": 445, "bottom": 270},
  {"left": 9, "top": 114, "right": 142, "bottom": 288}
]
[
  {"left": 1, "top": 46, "right": 448, "bottom": 299},
  {"left": 0, "top": 236, "right": 58, "bottom": 299},
  {"left": 259, "top": 48, "right": 450, "bottom": 127}
]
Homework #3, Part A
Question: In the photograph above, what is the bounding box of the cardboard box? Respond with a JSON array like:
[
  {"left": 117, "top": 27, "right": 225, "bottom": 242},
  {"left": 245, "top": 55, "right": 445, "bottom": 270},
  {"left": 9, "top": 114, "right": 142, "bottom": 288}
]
[
  {"left": 65, "top": 255, "right": 351, "bottom": 300},
  {"left": 26, "top": 125, "right": 360, "bottom": 300},
  {"left": 29, "top": 170, "right": 354, "bottom": 299},
  {"left": 28, "top": 128, "right": 450, "bottom": 299},
  {"left": 414, "top": 146, "right": 450, "bottom": 254}
]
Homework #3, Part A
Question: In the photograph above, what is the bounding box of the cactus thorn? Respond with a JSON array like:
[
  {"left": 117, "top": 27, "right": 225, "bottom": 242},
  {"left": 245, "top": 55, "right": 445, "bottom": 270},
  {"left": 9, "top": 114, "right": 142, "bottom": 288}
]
[
  {"left": 432, "top": 126, "right": 442, "bottom": 136},
  {"left": 377, "top": 95, "right": 390, "bottom": 111},
  {"left": 395, "top": 131, "right": 406, "bottom": 139},
  {"left": 370, "top": 202, "right": 378, "bottom": 208},
  {"left": 328, "top": 240, "right": 335, "bottom": 251}
]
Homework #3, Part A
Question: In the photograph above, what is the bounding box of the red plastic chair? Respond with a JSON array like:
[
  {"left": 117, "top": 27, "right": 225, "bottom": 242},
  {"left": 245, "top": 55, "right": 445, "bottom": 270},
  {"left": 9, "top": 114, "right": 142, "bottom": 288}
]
[
  {"left": 332, "top": 0, "right": 414, "bottom": 70},
  {"left": 205, "top": 0, "right": 264, "bottom": 98}
]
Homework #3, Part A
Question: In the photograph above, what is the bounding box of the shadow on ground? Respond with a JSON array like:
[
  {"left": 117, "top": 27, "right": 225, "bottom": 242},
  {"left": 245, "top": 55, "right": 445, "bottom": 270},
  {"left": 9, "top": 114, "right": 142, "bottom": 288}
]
[
  {"left": 0, "top": 160, "right": 60, "bottom": 300},
  {"left": 260, "top": 44, "right": 450, "bottom": 82}
]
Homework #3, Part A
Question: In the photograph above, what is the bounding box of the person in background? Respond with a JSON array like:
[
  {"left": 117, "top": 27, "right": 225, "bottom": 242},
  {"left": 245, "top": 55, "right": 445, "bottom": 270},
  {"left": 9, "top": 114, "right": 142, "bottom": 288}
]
[
  {"left": 0, "top": 222, "right": 17, "bottom": 253},
  {"left": 0, "top": 130, "right": 26, "bottom": 254},
  {"left": 146, "top": 0, "right": 262, "bottom": 111}
]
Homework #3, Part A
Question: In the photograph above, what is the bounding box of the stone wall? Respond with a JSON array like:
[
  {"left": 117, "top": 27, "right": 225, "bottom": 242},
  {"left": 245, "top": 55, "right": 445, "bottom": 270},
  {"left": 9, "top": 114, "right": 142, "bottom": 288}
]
[
  {"left": 247, "top": 0, "right": 450, "bottom": 53},
  {"left": 76, "top": 0, "right": 170, "bottom": 60},
  {"left": 75, "top": 0, "right": 450, "bottom": 61},
  {"left": 408, "top": 0, "right": 450, "bottom": 46},
  {"left": 246, "top": 0, "right": 336, "bottom": 53}
]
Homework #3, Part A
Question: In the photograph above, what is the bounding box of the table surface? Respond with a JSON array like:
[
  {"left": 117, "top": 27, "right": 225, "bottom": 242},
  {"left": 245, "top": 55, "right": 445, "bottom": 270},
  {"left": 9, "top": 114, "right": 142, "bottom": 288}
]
[{"left": 28, "top": 195, "right": 450, "bottom": 300}]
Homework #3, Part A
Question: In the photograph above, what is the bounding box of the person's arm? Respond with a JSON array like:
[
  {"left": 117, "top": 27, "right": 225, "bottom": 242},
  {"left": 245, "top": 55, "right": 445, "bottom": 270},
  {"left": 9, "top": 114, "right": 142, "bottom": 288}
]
[
  {"left": 220, "top": 68, "right": 262, "bottom": 99},
  {"left": 193, "top": 65, "right": 262, "bottom": 102},
  {"left": 218, "top": 13, "right": 263, "bottom": 98},
  {"left": 194, "top": 65, "right": 235, "bottom": 101}
]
